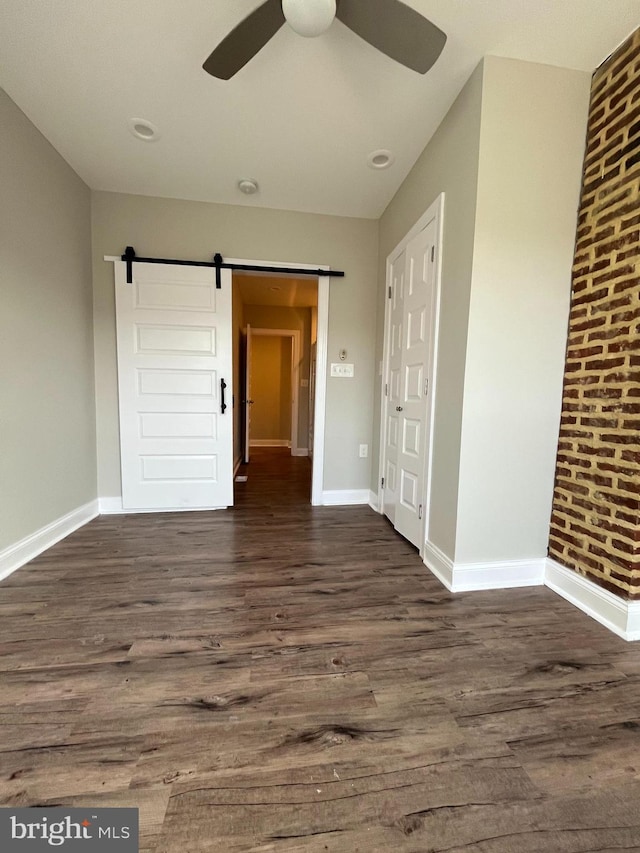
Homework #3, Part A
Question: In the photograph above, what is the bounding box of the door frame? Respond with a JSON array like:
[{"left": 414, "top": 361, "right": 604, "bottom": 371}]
[
  {"left": 247, "top": 328, "right": 301, "bottom": 455},
  {"left": 376, "top": 194, "right": 444, "bottom": 550},
  {"left": 228, "top": 257, "right": 329, "bottom": 507}
]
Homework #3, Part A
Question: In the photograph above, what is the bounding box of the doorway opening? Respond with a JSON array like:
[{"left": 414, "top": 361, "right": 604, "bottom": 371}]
[{"left": 231, "top": 272, "right": 321, "bottom": 505}]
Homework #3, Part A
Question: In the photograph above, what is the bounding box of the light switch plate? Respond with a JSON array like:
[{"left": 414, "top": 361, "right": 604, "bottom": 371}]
[{"left": 330, "top": 363, "right": 354, "bottom": 378}]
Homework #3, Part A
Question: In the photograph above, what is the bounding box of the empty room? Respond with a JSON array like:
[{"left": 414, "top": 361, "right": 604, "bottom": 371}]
[{"left": 1, "top": 2, "right": 640, "bottom": 850}]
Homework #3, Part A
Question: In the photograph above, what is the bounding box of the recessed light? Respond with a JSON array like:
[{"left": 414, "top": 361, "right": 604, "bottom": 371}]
[
  {"left": 367, "top": 149, "right": 394, "bottom": 170},
  {"left": 128, "top": 118, "right": 159, "bottom": 142},
  {"left": 238, "top": 178, "right": 259, "bottom": 195}
]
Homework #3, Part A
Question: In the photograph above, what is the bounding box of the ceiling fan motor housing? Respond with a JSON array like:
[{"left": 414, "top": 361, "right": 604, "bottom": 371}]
[{"left": 282, "top": 0, "right": 337, "bottom": 37}]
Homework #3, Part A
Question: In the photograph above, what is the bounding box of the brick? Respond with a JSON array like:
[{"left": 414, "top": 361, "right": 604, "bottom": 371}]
[
  {"left": 618, "top": 478, "right": 640, "bottom": 495},
  {"left": 566, "top": 344, "right": 604, "bottom": 358},
  {"left": 583, "top": 387, "right": 622, "bottom": 399},
  {"left": 588, "top": 543, "right": 634, "bottom": 570},
  {"left": 576, "top": 471, "right": 614, "bottom": 487},
  {"left": 588, "top": 325, "right": 631, "bottom": 341},
  {"left": 592, "top": 263, "right": 635, "bottom": 285},
  {"left": 570, "top": 316, "right": 607, "bottom": 332},
  {"left": 584, "top": 357, "right": 625, "bottom": 371},
  {"left": 607, "top": 339, "right": 640, "bottom": 353},
  {"left": 581, "top": 417, "right": 619, "bottom": 428}
]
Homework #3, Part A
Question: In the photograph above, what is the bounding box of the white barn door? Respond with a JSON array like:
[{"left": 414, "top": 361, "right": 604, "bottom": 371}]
[{"left": 114, "top": 261, "right": 234, "bottom": 511}]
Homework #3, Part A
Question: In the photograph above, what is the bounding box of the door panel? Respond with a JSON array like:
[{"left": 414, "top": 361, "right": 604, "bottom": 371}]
[
  {"left": 393, "top": 220, "right": 436, "bottom": 548},
  {"left": 115, "top": 262, "right": 233, "bottom": 510},
  {"left": 382, "top": 251, "right": 405, "bottom": 524}
]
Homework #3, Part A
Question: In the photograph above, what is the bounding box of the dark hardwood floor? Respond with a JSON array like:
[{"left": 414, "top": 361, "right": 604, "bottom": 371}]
[{"left": 1, "top": 447, "right": 640, "bottom": 851}]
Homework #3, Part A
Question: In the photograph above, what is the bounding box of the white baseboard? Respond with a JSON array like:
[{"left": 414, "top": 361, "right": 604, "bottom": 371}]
[
  {"left": 452, "top": 558, "right": 546, "bottom": 592},
  {"left": 423, "top": 544, "right": 640, "bottom": 641},
  {"left": 321, "top": 489, "right": 370, "bottom": 506},
  {"left": 368, "top": 490, "right": 380, "bottom": 512},
  {"left": 423, "top": 540, "right": 454, "bottom": 590},
  {"left": 98, "top": 496, "right": 124, "bottom": 514},
  {"left": 291, "top": 448, "right": 309, "bottom": 457},
  {"left": 0, "top": 500, "right": 99, "bottom": 582},
  {"left": 250, "top": 440, "right": 290, "bottom": 447},
  {"left": 423, "top": 542, "right": 545, "bottom": 593},
  {"left": 545, "top": 558, "right": 640, "bottom": 642}
]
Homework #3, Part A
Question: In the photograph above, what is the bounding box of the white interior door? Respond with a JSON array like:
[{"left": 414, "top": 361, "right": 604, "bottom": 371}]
[
  {"left": 383, "top": 250, "right": 406, "bottom": 525},
  {"left": 393, "top": 221, "right": 437, "bottom": 547},
  {"left": 114, "top": 261, "right": 234, "bottom": 510},
  {"left": 244, "top": 324, "right": 252, "bottom": 463}
]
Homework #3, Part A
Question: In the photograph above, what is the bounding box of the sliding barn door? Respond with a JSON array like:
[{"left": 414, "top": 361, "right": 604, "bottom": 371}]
[{"left": 114, "top": 261, "right": 234, "bottom": 511}]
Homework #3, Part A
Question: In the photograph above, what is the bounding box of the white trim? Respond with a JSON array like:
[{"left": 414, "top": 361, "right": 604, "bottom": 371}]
[
  {"left": 422, "top": 548, "right": 640, "bottom": 642},
  {"left": 321, "top": 489, "right": 370, "bottom": 506},
  {"left": 249, "top": 327, "right": 301, "bottom": 456},
  {"left": 292, "top": 448, "right": 309, "bottom": 457},
  {"left": 451, "top": 558, "right": 545, "bottom": 592},
  {"left": 99, "top": 496, "right": 124, "bottom": 514},
  {"left": 422, "top": 195, "right": 445, "bottom": 544},
  {"left": 423, "top": 540, "right": 455, "bottom": 591},
  {"left": 0, "top": 500, "right": 98, "bottom": 582},
  {"left": 312, "top": 276, "right": 329, "bottom": 506},
  {"left": 545, "top": 558, "right": 640, "bottom": 642},
  {"left": 423, "top": 542, "right": 545, "bottom": 593},
  {"left": 250, "top": 439, "right": 291, "bottom": 447},
  {"left": 368, "top": 490, "right": 380, "bottom": 512}
]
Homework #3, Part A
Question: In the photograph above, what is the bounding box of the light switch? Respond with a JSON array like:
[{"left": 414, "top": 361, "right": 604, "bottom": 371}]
[{"left": 330, "top": 363, "right": 355, "bottom": 378}]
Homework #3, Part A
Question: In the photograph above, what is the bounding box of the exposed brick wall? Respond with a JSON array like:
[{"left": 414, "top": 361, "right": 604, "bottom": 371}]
[{"left": 549, "top": 28, "right": 640, "bottom": 599}]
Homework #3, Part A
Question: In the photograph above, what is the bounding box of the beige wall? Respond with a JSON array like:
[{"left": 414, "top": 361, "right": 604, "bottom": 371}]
[
  {"left": 375, "top": 58, "right": 590, "bottom": 567},
  {"left": 249, "top": 336, "right": 292, "bottom": 442},
  {"left": 91, "top": 191, "right": 378, "bottom": 497},
  {"left": 0, "top": 89, "right": 96, "bottom": 552},
  {"left": 455, "top": 58, "right": 591, "bottom": 564},
  {"left": 243, "top": 304, "right": 312, "bottom": 450},
  {"left": 376, "top": 63, "right": 484, "bottom": 557}
]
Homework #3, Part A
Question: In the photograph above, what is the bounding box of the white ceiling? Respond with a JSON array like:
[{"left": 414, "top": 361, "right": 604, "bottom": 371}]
[{"left": 1, "top": 1, "right": 638, "bottom": 219}]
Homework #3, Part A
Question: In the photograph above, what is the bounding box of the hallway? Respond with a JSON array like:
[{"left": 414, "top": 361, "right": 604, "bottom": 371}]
[
  {"left": 0, "top": 460, "right": 639, "bottom": 850},
  {"left": 234, "top": 446, "right": 312, "bottom": 509}
]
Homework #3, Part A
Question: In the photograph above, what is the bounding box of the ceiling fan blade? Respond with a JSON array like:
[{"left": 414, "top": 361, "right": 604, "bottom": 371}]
[
  {"left": 336, "top": 0, "right": 446, "bottom": 74},
  {"left": 203, "top": 0, "right": 285, "bottom": 79}
]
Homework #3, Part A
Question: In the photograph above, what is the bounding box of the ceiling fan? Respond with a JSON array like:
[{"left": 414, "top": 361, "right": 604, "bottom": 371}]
[{"left": 203, "top": 0, "right": 447, "bottom": 80}]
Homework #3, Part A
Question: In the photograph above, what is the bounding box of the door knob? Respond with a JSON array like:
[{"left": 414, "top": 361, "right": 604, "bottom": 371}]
[{"left": 396, "top": 406, "right": 403, "bottom": 412}]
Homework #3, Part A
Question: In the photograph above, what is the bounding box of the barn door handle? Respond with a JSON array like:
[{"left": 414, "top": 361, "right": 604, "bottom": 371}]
[{"left": 220, "top": 378, "right": 227, "bottom": 414}]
